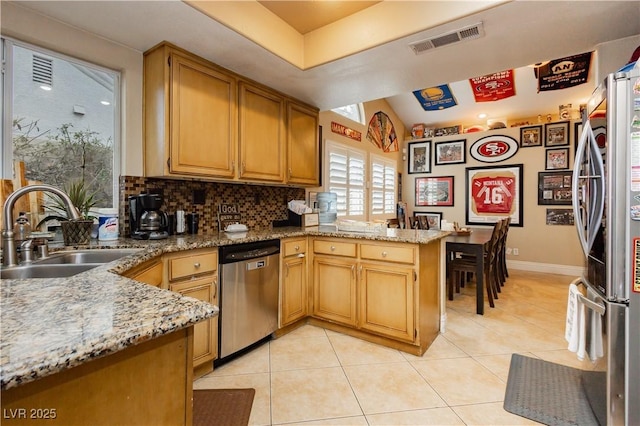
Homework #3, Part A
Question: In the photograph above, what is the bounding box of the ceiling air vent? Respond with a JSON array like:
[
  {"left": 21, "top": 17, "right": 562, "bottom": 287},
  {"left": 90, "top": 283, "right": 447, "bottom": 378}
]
[{"left": 409, "top": 22, "right": 485, "bottom": 55}]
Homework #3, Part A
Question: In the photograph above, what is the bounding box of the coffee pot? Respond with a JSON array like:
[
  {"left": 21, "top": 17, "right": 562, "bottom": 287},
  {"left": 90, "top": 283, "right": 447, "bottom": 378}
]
[{"left": 129, "top": 193, "right": 169, "bottom": 239}]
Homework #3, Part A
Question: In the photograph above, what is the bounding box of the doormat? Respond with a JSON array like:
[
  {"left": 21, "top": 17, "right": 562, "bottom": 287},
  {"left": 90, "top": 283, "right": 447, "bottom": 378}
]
[
  {"left": 503, "top": 354, "right": 603, "bottom": 426},
  {"left": 193, "top": 388, "right": 255, "bottom": 426}
]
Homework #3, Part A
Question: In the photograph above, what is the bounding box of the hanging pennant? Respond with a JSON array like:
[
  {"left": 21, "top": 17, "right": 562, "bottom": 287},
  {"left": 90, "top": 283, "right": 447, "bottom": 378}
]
[
  {"left": 536, "top": 51, "right": 592, "bottom": 92},
  {"left": 412, "top": 84, "right": 458, "bottom": 111},
  {"left": 366, "top": 111, "right": 398, "bottom": 152},
  {"left": 469, "top": 69, "right": 516, "bottom": 102}
]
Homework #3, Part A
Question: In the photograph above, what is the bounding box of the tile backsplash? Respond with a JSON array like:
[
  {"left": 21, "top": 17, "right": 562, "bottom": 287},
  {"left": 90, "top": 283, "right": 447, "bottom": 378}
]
[{"left": 119, "top": 176, "right": 305, "bottom": 236}]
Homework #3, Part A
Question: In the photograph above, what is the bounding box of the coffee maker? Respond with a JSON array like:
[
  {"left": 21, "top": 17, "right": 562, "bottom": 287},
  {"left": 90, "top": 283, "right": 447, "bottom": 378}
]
[{"left": 129, "top": 193, "right": 169, "bottom": 240}]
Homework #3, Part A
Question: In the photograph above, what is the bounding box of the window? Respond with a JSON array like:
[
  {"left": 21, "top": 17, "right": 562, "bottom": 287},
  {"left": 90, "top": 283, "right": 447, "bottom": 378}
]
[
  {"left": 331, "top": 103, "right": 365, "bottom": 125},
  {"left": 370, "top": 154, "right": 396, "bottom": 218},
  {"left": 2, "top": 37, "right": 120, "bottom": 210},
  {"left": 325, "top": 140, "right": 397, "bottom": 221}
]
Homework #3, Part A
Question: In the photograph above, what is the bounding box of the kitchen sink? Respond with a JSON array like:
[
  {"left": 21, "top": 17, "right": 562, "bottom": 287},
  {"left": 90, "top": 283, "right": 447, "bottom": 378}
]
[
  {"left": 0, "top": 263, "right": 102, "bottom": 279},
  {"left": 1, "top": 248, "right": 142, "bottom": 279},
  {"left": 35, "top": 249, "right": 142, "bottom": 265}
]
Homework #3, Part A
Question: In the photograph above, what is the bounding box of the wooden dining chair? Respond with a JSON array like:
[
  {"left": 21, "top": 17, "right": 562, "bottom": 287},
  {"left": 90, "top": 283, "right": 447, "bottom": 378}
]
[
  {"left": 496, "top": 217, "right": 511, "bottom": 286},
  {"left": 447, "top": 220, "right": 503, "bottom": 308}
]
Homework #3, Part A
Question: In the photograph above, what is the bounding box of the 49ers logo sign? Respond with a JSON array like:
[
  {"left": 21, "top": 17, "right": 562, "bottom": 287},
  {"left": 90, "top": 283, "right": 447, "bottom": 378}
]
[
  {"left": 469, "top": 135, "right": 518, "bottom": 163},
  {"left": 466, "top": 164, "right": 523, "bottom": 227}
]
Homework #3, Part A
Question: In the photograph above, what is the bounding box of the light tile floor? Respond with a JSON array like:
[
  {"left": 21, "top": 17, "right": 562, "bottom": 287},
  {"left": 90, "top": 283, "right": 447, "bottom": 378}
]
[{"left": 195, "top": 270, "right": 600, "bottom": 425}]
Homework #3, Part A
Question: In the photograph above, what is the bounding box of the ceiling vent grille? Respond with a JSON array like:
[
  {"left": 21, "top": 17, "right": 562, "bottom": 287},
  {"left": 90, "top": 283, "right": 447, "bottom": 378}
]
[
  {"left": 409, "top": 22, "right": 485, "bottom": 55},
  {"left": 32, "top": 55, "right": 53, "bottom": 86}
]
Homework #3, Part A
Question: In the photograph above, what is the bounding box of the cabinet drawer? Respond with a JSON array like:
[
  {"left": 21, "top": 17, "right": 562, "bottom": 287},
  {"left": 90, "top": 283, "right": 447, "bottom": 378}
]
[
  {"left": 283, "top": 238, "right": 307, "bottom": 257},
  {"left": 169, "top": 251, "right": 217, "bottom": 281},
  {"left": 313, "top": 239, "right": 357, "bottom": 257},
  {"left": 360, "top": 243, "right": 415, "bottom": 264}
]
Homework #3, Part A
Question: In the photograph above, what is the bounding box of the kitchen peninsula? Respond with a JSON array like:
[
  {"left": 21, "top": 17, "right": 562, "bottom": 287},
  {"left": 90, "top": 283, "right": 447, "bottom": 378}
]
[{"left": 1, "top": 226, "right": 447, "bottom": 425}]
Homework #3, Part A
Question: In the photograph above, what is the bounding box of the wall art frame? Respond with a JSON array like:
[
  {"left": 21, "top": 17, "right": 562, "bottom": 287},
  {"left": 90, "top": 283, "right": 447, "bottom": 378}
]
[
  {"left": 415, "top": 176, "right": 454, "bottom": 207},
  {"left": 519, "top": 125, "right": 543, "bottom": 147},
  {"left": 546, "top": 208, "right": 575, "bottom": 225},
  {"left": 538, "top": 170, "right": 573, "bottom": 205},
  {"left": 469, "top": 135, "right": 519, "bottom": 163},
  {"left": 408, "top": 140, "right": 431, "bottom": 174},
  {"left": 544, "top": 120, "right": 570, "bottom": 146},
  {"left": 415, "top": 211, "right": 442, "bottom": 230},
  {"left": 434, "top": 139, "right": 466, "bottom": 165},
  {"left": 545, "top": 147, "right": 570, "bottom": 170},
  {"left": 465, "top": 164, "right": 523, "bottom": 227}
]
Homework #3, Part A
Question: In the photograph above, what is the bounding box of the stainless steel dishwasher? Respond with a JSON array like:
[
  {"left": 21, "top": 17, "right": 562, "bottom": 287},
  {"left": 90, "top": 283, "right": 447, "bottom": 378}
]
[{"left": 218, "top": 239, "right": 280, "bottom": 359}]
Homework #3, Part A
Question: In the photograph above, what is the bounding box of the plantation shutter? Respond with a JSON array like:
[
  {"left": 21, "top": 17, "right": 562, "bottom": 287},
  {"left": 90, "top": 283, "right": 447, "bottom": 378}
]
[
  {"left": 326, "top": 141, "right": 365, "bottom": 220},
  {"left": 371, "top": 154, "right": 397, "bottom": 218}
]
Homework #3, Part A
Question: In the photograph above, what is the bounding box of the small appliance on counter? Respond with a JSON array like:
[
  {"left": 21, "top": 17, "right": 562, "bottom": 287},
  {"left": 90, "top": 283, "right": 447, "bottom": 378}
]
[
  {"left": 129, "top": 193, "right": 169, "bottom": 240},
  {"left": 316, "top": 192, "right": 337, "bottom": 224}
]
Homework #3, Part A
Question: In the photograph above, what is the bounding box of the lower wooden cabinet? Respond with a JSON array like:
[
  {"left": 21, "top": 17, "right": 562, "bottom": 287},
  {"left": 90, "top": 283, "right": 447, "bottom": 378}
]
[
  {"left": 122, "top": 259, "right": 163, "bottom": 287},
  {"left": 312, "top": 256, "right": 358, "bottom": 327},
  {"left": 280, "top": 238, "right": 308, "bottom": 327}
]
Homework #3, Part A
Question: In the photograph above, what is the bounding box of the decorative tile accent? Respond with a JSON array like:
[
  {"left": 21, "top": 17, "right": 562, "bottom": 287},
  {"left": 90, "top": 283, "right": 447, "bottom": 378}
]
[{"left": 119, "top": 176, "right": 304, "bottom": 236}]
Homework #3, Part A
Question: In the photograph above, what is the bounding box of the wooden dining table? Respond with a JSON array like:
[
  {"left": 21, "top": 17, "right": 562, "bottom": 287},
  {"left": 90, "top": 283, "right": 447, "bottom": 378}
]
[{"left": 445, "top": 228, "right": 494, "bottom": 315}]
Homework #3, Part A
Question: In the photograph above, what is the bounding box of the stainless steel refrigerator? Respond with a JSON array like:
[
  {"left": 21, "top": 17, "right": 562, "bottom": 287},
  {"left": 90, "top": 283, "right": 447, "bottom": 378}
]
[{"left": 572, "top": 60, "right": 640, "bottom": 425}]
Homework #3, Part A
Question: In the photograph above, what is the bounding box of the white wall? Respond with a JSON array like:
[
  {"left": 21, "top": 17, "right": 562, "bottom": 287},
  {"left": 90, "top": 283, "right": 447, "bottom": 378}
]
[
  {"left": 2, "top": 2, "right": 144, "bottom": 176},
  {"left": 595, "top": 34, "right": 640, "bottom": 82}
]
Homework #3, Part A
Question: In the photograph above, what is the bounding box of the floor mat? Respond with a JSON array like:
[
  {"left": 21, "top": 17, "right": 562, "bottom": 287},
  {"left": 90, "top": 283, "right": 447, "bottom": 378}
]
[
  {"left": 503, "top": 354, "right": 602, "bottom": 426},
  {"left": 193, "top": 388, "right": 255, "bottom": 426}
]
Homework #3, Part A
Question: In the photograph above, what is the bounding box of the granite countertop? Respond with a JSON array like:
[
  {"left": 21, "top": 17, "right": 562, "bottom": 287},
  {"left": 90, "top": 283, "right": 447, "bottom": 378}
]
[{"left": 0, "top": 226, "right": 448, "bottom": 390}]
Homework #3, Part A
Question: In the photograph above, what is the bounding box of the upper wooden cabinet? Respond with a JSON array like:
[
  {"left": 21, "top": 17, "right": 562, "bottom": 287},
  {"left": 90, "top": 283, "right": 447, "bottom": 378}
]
[
  {"left": 143, "top": 42, "right": 319, "bottom": 186},
  {"left": 238, "top": 82, "right": 286, "bottom": 182},
  {"left": 287, "top": 102, "right": 320, "bottom": 186},
  {"left": 144, "top": 44, "right": 237, "bottom": 179}
]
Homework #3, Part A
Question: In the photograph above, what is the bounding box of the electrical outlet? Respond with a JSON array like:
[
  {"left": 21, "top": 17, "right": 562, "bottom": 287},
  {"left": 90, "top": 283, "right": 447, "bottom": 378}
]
[
  {"left": 513, "top": 248, "right": 519, "bottom": 255},
  {"left": 506, "top": 247, "right": 512, "bottom": 255}
]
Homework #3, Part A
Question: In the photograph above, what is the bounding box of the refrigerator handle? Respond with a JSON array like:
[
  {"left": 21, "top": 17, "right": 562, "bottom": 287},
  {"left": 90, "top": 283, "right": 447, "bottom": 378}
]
[{"left": 572, "top": 122, "right": 592, "bottom": 256}]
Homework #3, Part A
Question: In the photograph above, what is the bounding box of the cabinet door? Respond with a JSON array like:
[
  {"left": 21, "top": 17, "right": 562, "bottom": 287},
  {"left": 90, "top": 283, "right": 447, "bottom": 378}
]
[
  {"left": 359, "top": 262, "right": 415, "bottom": 342},
  {"left": 281, "top": 254, "right": 307, "bottom": 327},
  {"left": 238, "top": 82, "right": 285, "bottom": 182},
  {"left": 170, "top": 276, "right": 217, "bottom": 366},
  {"left": 312, "top": 256, "right": 357, "bottom": 327},
  {"left": 123, "top": 259, "right": 163, "bottom": 288},
  {"left": 287, "top": 102, "right": 319, "bottom": 185},
  {"left": 170, "top": 52, "right": 236, "bottom": 178}
]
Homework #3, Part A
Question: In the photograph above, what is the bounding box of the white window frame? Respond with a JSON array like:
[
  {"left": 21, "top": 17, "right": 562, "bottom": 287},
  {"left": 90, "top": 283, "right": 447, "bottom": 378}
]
[
  {"left": 324, "top": 140, "right": 366, "bottom": 221},
  {"left": 331, "top": 103, "right": 365, "bottom": 125},
  {"left": 1, "top": 36, "right": 121, "bottom": 209},
  {"left": 369, "top": 153, "right": 397, "bottom": 220}
]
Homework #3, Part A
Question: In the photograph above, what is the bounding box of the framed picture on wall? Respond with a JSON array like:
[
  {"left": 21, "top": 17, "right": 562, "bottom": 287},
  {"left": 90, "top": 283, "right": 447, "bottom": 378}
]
[
  {"left": 415, "top": 176, "right": 454, "bottom": 206},
  {"left": 415, "top": 211, "right": 442, "bottom": 230},
  {"left": 434, "top": 139, "right": 466, "bottom": 165},
  {"left": 408, "top": 140, "right": 431, "bottom": 174},
  {"left": 545, "top": 121, "right": 570, "bottom": 146},
  {"left": 546, "top": 208, "right": 575, "bottom": 225},
  {"left": 538, "top": 170, "right": 573, "bottom": 205},
  {"left": 545, "top": 147, "right": 570, "bottom": 170},
  {"left": 519, "top": 125, "right": 543, "bottom": 147},
  {"left": 465, "top": 164, "right": 523, "bottom": 227}
]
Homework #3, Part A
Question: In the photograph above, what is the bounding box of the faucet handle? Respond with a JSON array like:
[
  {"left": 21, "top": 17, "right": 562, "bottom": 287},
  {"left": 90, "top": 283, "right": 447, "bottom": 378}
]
[
  {"left": 19, "top": 239, "right": 35, "bottom": 264},
  {"left": 33, "top": 238, "right": 49, "bottom": 259}
]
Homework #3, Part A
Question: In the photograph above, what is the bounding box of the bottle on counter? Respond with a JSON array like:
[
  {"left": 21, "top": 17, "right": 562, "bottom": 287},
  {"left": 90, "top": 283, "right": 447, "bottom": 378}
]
[{"left": 13, "top": 211, "right": 32, "bottom": 243}]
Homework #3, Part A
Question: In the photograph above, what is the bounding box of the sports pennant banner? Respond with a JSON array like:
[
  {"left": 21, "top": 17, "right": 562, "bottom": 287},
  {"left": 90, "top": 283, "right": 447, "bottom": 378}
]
[
  {"left": 412, "top": 84, "right": 458, "bottom": 111},
  {"left": 469, "top": 69, "right": 516, "bottom": 102},
  {"left": 536, "top": 51, "right": 592, "bottom": 92}
]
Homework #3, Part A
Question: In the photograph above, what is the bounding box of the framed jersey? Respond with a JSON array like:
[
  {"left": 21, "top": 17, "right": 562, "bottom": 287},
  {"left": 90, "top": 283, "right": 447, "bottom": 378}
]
[{"left": 465, "top": 164, "right": 523, "bottom": 227}]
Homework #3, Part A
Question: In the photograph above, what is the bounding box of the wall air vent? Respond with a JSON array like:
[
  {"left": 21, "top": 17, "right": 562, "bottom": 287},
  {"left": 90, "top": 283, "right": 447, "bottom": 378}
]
[
  {"left": 32, "top": 55, "right": 53, "bottom": 86},
  {"left": 409, "top": 22, "right": 485, "bottom": 55}
]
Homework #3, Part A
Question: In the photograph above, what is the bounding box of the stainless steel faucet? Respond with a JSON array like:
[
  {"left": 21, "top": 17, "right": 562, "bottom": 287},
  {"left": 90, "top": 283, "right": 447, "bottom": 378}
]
[{"left": 2, "top": 184, "right": 82, "bottom": 267}]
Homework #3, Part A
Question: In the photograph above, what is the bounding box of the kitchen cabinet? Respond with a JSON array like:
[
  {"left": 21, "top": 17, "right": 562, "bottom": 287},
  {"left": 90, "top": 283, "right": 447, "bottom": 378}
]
[
  {"left": 312, "top": 239, "right": 358, "bottom": 327},
  {"left": 167, "top": 249, "right": 218, "bottom": 378},
  {"left": 144, "top": 43, "right": 236, "bottom": 179},
  {"left": 238, "top": 82, "right": 285, "bottom": 182},
  {"left": 280, "top": 238, "right": 308, "bottom": 327},
  {"left": 144, "top": 42, "right": 319, "bottom": 186},
  {"left": 287, "top": 101, "right": 319, "bottom": 185},
  {"left": 122, "top": 258, "right": 164, "bottom": 288},
  {"left": 309, "top": 237, "right": 439, "bottom": 354}
]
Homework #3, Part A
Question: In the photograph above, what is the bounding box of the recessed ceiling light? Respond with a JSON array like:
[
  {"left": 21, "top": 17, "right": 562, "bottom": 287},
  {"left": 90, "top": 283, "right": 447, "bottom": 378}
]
[
  {"left": 100, "top": 101, "right": 111, "bottom": 106},
  {"left": 477, "top": 113, "right": 487, "bottom": 119},
  {"left": 40, "top": 85, "right": 52, "bottom": 91}
]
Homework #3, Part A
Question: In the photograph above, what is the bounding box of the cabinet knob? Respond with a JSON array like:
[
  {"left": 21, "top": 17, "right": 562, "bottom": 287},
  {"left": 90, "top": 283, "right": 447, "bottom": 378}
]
[
  {"left": 382, "top": 251, "right": 388, "bottom": 257},
  {"left": 330, "top": 246, "right": 336, "bottom": 251},
  {"left": 294, "top": 245, "right": 300, "bottom": 251},
  {"left": 194, "top": 262, "right": 201, "bottom": 269}
]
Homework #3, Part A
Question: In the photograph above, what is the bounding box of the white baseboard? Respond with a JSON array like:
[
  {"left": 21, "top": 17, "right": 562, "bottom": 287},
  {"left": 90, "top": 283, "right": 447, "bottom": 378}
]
[{"left": 507, "top": 260, "right": 585, "bottom": 277}]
